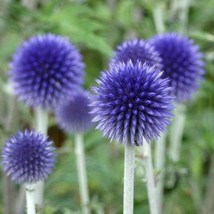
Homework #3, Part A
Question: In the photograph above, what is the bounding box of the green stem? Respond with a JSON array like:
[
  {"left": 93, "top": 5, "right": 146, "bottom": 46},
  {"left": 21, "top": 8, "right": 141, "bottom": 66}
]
[
  {"left": 123, "top": 145, "right": 135, "bottom": 214},
  {"left": 75, "top": 133, "right": 90, "bottom": 214}
]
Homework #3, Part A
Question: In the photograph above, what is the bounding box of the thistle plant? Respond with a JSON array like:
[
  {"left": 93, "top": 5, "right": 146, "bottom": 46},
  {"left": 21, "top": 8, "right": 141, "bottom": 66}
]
[
  {"left": 9, "top": 33, "right": 84, "bottom": 209},
  {"left": 149, "top": 32, "right": 205, "bottom": 212},
  {"left": 2, "top": 130, "right": 55, "bottom": 214},
  {"left": 90, "top": 61, "right": 174, "bottom": 214},
  {"left": 110, "top": 39, "right": 163, "bottom": 70},
  {"left": 150, "top": 32, "right": 204, "bottom": 163},
  {"left": 55, "top": 89, "right": 92, "bottom": 214}
]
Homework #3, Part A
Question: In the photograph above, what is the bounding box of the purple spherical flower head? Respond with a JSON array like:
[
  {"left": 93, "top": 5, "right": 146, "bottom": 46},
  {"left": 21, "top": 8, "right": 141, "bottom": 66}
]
[
  {"left": 110, "top": 39, "right": 163, "bottom": 70},
  {"left": 9, "top": 33, "right": 84, "bottom": 109},
  {"left": 149, "top": 33, "right": 205, "bottom": 102},
  {"left": 91, "top": 61, "right": 174, "bottom": 146},
  {"left": 55, "top": 90, "right": 93, "bottom": 133},
  {"left": 2, "top": 130, "right": 56, "bottom": 184}
]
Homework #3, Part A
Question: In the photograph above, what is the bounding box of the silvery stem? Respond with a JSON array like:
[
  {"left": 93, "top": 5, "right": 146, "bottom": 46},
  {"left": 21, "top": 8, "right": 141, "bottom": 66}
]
[
  {"left": 75, "top": 133, "right": 90, "bottom": 214},
  {"left": 169, "top": 105, "right": 186, "bottom": 163},
  {"left": 26, "top": 184, "right": 36, "bottom": 214},
  {"left": 152, "top": 2, "right": 165, "bottom": 33},
  {"left": 143, "top": 140, "right": 158, "bottom": 214},
  {"left": 123, "top": 145, "right": 135, "bottom": 214},
  {"left": 178, "top": 0, "right": 190, "bottom": 33},
  {"left": 155, "top": 132, "right": 167, "bottom": 213},
  {"left": 34, "top": 107, "right": 48, "bottom": 211}
]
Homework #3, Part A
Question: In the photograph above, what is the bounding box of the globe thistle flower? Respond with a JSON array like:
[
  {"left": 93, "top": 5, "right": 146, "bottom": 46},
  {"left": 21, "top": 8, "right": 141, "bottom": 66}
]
[
  {"left": 91, "top": 61, "right": 174, "bottom": 146},
  {"left": 110, "top": 39, "right": 163, "bottom": 70},
  {"left": 2, "top": 130, "right": 56, "bottom": 184},
  {"left": 9, "top": 33, "right": 84, "bottom": 109},
  {"left": 55, "top": 90, "right": 92, "bottom": 133},
  {"left": 149, "top": 33, "right": 205, "bottom": 102}
]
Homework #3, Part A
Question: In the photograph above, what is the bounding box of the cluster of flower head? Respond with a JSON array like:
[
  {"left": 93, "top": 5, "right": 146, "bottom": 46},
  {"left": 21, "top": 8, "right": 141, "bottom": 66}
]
[
  {"left": 3, "top": 33, "right": 89, "bottom": 185},
  {"left": 5, "top": 32, "right": 204, "bottom": 153},
  {"left": 91, "top": 32, "right": 204, "bottom": 145}
]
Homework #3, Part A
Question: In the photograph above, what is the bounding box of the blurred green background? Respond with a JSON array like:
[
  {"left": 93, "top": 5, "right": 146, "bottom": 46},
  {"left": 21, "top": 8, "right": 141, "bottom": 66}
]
[{"left": 0, "top": 0, "right": 214, "bottom": 213}]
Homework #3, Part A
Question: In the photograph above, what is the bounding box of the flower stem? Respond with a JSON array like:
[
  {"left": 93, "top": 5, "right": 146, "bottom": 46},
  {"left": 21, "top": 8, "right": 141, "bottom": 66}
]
[
  {"left": 25, "top": 184, "right": 36, "bottom": 214},
  {"left": 143, "top": 140, "right": 158, "bottom": 214},
  {"left": 155, "top": 132, "right": 167, "bottom": 213},
  {"left": 201, "top": 155, "right": 214, "bottom": 214},
  {"left": 152, "top": 2, "right": 165, "bottom": 34},
  {"left": 123, "top": 145, "right": 135, "bottom": 214},
  {"left": 34, "top": 107, "right": 48, "bottom": 211},
  {"left": 169, "top": 105, "right": 186, "bottom": 163},
  {"left": 178, "top": 0, "right": 190, "bottom": 33},
  {"left": 75, "top": 133, "right": 90, "bottom": 214},
  {"left": 35, "top": 107, "right": 48, "bottom": 134}
]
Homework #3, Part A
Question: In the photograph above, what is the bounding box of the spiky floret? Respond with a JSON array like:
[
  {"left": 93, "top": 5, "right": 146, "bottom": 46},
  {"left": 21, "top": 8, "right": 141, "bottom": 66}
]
[
  {"left": 90, "top": 61, "right": 174, "bottom": 146},
  {"left": 2, "top": 130, "right": 56, "bottom": 184},
  {"left": 149, "top": 33, "right": 205, "bottom": 102},
  {"left": 55, "top": 90, "right": 92, "bottom": 133},
  {"left": 9, "top": 33, "right": 84, "bottom": 109},
  {"left": 110, "top": 39, "right": 163, "bottom": 70}
]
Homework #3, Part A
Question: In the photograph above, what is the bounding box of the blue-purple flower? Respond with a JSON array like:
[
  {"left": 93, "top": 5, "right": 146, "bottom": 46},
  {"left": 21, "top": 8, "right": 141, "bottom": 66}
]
[
  {"left": 9, "top": 33, "right": 84, "bottom": 109},
  {"left": 110, "top": 39, "right": 163, "bottom": 70},
  {"left": 2, "top": 130, "right": 56, "bottom": 184},
  {"left": 149, "top": 33, "right": 205, "bottom": 102},
  {"left": 55, "top": 90, "right": 92, "bottom": 133},
  {"left": 90, "top": 61, "right": 174, "bottom": 146}
]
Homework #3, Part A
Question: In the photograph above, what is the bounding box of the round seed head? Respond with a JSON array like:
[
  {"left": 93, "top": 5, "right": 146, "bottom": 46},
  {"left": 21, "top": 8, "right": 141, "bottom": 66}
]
[
  {"left": 55, "top": 90, "right": 93, "bottom": 133},
  {"left": 2, "top": 130, "right": 56, "bottom": 184},
  {"left": 91, "top": 61, "right": 174, "bottom": 146},
  {"left": 110, "top": 39, "right": 163, "bottom": 70},
  {"left": 149, "top": 33, "right": 205, "bottom": 102},
  {"left": 9, "top": 33, "right": 84, "bottom": 109}
]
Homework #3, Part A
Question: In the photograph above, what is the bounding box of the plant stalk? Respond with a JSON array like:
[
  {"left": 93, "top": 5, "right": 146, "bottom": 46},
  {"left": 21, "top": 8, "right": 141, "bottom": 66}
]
[
  {"left": 152, "top": 2, "right": 165, "bottom": 34},
  {"left": 34, "top": 107, "right": 48, "bottom": 211},
  {"left": 143, "top": 139, "right": 158, "bottom": 214},
  {"left": 155, "top": 132, "right": 167, "bottom": 213},
  {"left": 201, "top": 155, "right": 214, "bottom": 214},
  {"left": 26, "top": 184, "right": 36, "bottom": 214},
  {"left": 169, "top": 105, "right": 186, "bottom": 163},
  {"left": 75, "top": 133, "right": 90, "bottom": 214},
  {"left": 123, "top": 145, "right": 135, "bottom": 214}
]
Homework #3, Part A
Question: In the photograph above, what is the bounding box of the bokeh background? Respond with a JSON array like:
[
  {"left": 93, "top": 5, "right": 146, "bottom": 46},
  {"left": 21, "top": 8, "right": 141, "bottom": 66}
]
[{"left": 0, "top": 0, "right": 214, "bottom": 213}]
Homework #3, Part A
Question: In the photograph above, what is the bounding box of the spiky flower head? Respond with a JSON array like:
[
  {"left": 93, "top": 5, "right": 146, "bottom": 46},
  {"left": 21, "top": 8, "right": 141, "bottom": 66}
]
[
  {"left": 55, "top": 90, "right": 92, "bottom": 133},
  {"left": 9, "top": 33, "right": 84, "bottom": 109},
  {"left": 2, "top": 130, "right": 56, "bottom": 184},
  {"left": 91, "top": 61, "right": 174, "bottom": 146},
  {"left": 149, "top": 33, "right": 205, "bottom": 102},
  {"left": 110, "top": 39, "right": 163, "bottom": 70}
]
